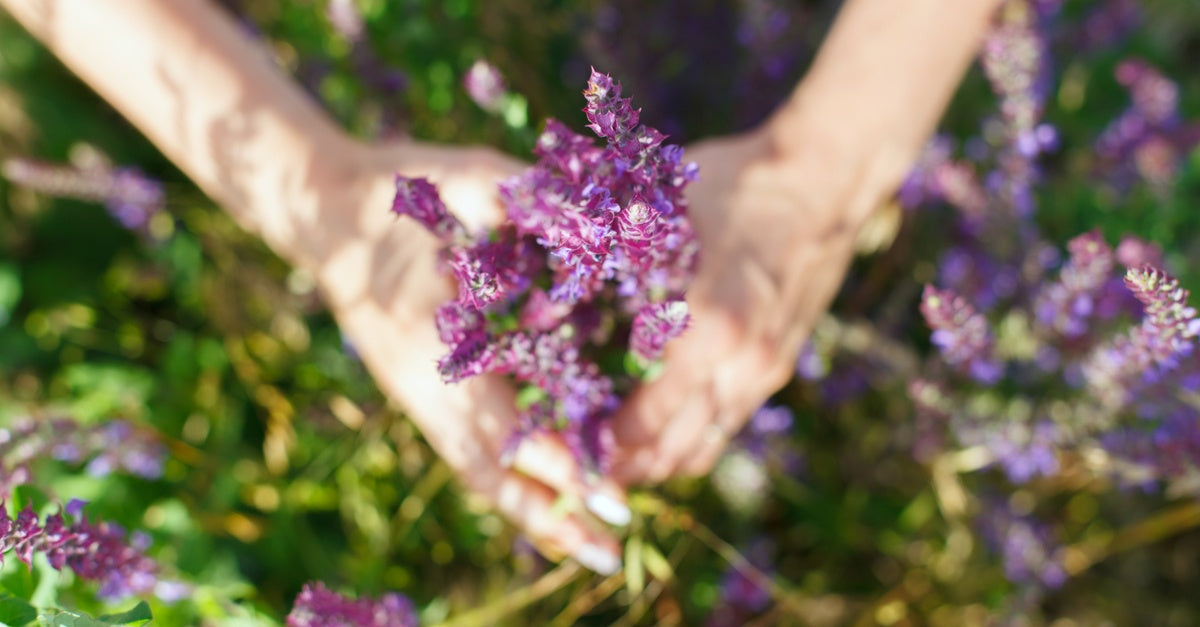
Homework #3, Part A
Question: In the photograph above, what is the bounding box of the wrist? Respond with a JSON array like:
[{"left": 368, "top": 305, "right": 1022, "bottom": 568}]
[{"left": 760, "top": 107, "right": 900, "bottom": 239}]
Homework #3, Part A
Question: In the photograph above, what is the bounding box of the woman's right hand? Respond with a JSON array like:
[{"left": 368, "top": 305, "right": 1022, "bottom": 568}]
[{"left": 307, "top": 141, "right": 628, "bottom": 574}]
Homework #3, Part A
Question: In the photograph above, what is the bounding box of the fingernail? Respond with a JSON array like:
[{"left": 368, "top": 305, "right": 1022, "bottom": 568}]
[
  {"left": 573, "top": 543, "right": 621, "bottom": 576},
  {"left": 586, "top": 492, "right": 632, "bottom": 527}
]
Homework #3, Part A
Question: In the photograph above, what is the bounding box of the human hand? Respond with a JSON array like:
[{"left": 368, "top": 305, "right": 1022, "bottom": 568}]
[
  {"left": 610, "top": 128, "right": 879, "bottom": 484},
  {"left": 311, "top": 141, "right": 628, "bottom": 574}
]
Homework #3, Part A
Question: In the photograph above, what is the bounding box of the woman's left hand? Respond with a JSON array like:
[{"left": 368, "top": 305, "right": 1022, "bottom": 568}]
[{"left": 608, "top": 127, "right": 876, "bottom": 485}]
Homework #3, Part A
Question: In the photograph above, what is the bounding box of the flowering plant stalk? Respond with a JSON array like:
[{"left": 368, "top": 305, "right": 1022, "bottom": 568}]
[
  {"left": 0, "top": 499, "right": 162, "bottom": 601},
  {"left": 392, "top": 69, "right": 698, "bottom": 472}
]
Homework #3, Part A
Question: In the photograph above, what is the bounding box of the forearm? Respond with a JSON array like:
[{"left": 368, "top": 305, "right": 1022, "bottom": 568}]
[
  {"left": 768, "top": 0, "right": 1003, "bottom": 227},
  {"left": 0, "top": 0, "right": 363, "bottom": 269}
]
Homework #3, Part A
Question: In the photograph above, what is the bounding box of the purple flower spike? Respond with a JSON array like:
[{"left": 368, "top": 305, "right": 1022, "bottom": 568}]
[
  {"left": 437, "top": 329, "right": 496, "bottom": 383},
  {"left": 629, "top": 300, "right": 690, "bottom": 363},
  {"left": 2, "top": 158, "right": 165, "bottom": 234},
  {"left": 583, "top": 69, "right": 641, "bottom": 146},
  {"left": 1126, "top": 266, "right": 1200, "bottom": 358},
  {"left": 1033, "top": 231, "right": 1114, "bottom": 338},
  {"left": 1, "top": 416, "right": 166, "bottom": 496},
  {"left": 391, "top": 176, "right": 466, "bottom": 242},
  {"left": 1095, "top": 59, "right": 1199, "bottom": 193},
  {"left": 981, "top": 12, "right": 1050, "bottom": 139},
  {"left": 978, "top": 500, "right": 1067, "bottom": 589},
  {"left": 921, "top": 285, "right": 1002, "bottom": 383},
  {"left": 0, "top": 502, "right": 160, "bottom": 600},
  {"left": 287, "top": 581, "right": 417, "bottom": 627},
  {"left": 1085, "top": 265, "right": 1200, "bottom": 414}
]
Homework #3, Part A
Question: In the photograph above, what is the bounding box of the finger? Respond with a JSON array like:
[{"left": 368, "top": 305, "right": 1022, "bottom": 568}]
[
  {"left": 611, "top": 308, "right": 737, "bottom": 449},
  {"left": 481, "top": 468, "right": 623, "bottom": 576},
  {"left": 673, "top": 348, "right": 789, "bottom": 477},
  {"left": 610, "top": 354, "right": 700, "bottom": 450},
  {"left": 639, "top": 384, "right": 720, "bottom": 483},
  {"left": 511, "top": 430, "right": 632, "bottom": 526},
  {"left": 611, "top": 381, "right": 715, "bottom": 486}
]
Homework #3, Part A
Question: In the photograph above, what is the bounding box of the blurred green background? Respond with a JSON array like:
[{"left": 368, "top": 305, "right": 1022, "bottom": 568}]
[{"left": 2, "top": 1, "right": 1200, "bottom": 625}]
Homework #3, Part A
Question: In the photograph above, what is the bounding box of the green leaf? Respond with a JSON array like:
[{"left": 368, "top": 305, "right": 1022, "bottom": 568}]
[
  {"left": 98, "top": 601, "right": 153, "bottom": 625},
  {"left": 514, "top": 385, "right": 547, "bottom": 410},
  {"left": 0, "top": 263, "right": 21, "bottom": 327},
  {"left": 0, "top": 592, "right": 37, "bottom": 627},
  {"left": 40, "top": 601, "right": 151, "bottom": 627},
  {"left": 41, "top": 610, "right": 103, "bottom": 627},
  {"left": 501, "top": 94, "right": 528, "bottom": 130},
  {"left": 624, "top": 535, "right": 645, "bottom": 597},
  {"left": 641, "top": 543, "right": 674, "bottom": 583},
  {"left": 622, "top": 352, "right": 664, "bottom": 382}
]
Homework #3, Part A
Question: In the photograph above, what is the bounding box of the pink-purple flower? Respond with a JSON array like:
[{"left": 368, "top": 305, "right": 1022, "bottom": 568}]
[
  {"left": 390, "top": 70, "right": 698, "bottom": 471},
  {"left": 0, "top": 500, "right": 164, "bottom": 601}
]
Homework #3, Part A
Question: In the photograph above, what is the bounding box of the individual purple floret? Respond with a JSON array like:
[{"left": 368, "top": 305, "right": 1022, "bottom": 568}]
[
  {"left": 463, "top": 59, "right": 508, "bottom": 113},
  {"left": 2, "top": 158, "right": 165, "bottom": 232},
  {"left": 1115, "top": 235, "right": 1165, "bottom": 270},
  {"left": 286, "top": 581, "right": 418, "bottom": 627},
  {"left": 391, "top": 70, "right": 697, "bottom": 471},
  {"left": 1, "top": 501, "right": 162, "bottom": 601},
  {"left": 920, "top": 285, "right": 1003, "bottom": 383}
]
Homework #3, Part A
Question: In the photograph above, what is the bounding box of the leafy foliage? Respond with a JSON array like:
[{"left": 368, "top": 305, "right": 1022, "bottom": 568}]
[{"left": 1, "top": 0, "right": 1199, "bottom": 624}]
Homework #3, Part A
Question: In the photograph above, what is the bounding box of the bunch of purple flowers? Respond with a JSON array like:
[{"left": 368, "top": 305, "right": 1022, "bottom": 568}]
[{"left": 392, "top": 69, "right": 698, "bottom": 472}]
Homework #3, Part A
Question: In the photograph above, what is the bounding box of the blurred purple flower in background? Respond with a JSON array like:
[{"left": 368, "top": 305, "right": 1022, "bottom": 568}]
[
  {"left": 463, "top": 59, "right": 508, "bottom": 113},
  {"left": 0, "top": 500, "right": 168, "bottom": 601},
  {"left": 287, "top": 581, "right": 417, "bottom": 627},
  {"left": 2, "top": 157, "right": 165, "bottom": 234},
  {"left": 706, "top": 539, "right": 775, "bottom": 625},
  {"left": 978, "top": 499, "right": 1067, "bottom": 589},
  {"left": 0, "top": 416, "right": 166, "bottom": 496},
  {"left": 1095, "top": 59, "right": 1200, "bottom": 194},
  {"left": 714, "top": 404, "right": 802, "bottom": 515},
  {"left": 921, "top": 285, "right": 1003, "bottom": 384}
]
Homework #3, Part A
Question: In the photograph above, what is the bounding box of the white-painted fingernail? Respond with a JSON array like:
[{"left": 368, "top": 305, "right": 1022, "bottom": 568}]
[
  {"left": 573, "top": 543, "right": 621, "bottom": 576},
  {"left": 586, "top": 492, "right": 632, "bottom": 527}
]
